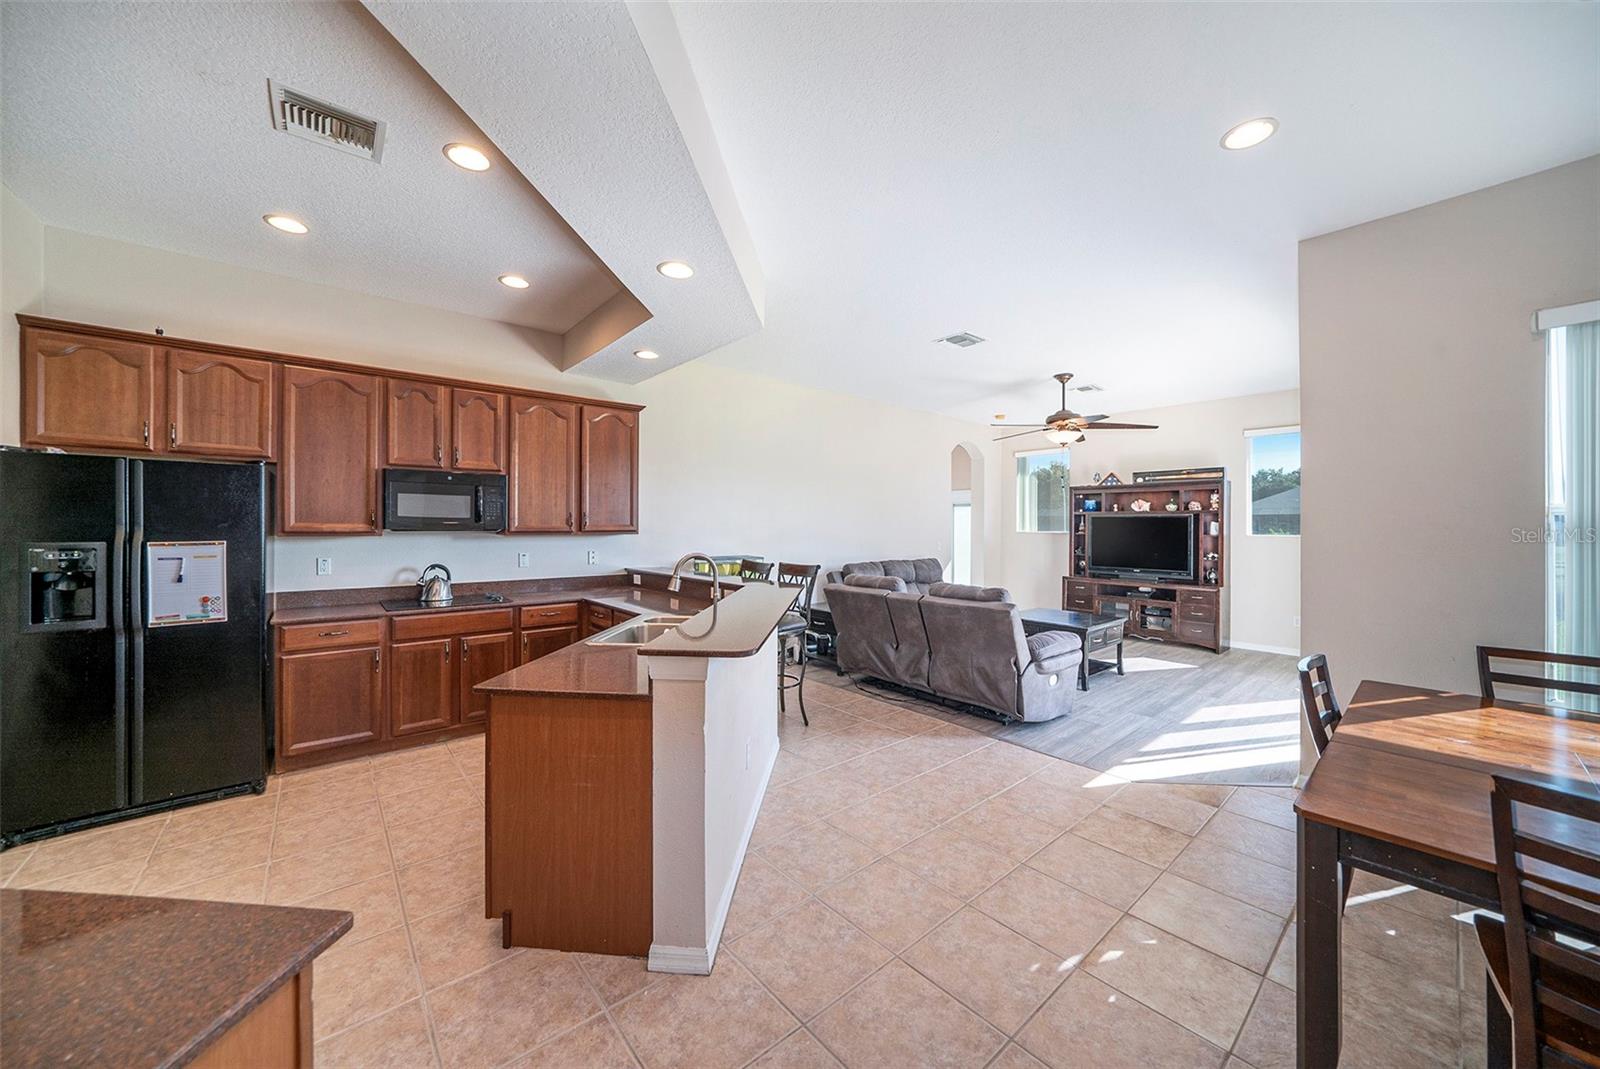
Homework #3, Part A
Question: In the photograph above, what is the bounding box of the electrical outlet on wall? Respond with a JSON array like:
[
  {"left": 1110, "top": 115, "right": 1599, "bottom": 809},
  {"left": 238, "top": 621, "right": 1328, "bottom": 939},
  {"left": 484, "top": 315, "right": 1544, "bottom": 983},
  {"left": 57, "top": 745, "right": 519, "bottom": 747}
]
[
  {"left": 745, "top": 740, "right": 751, "bottom": 771},
  {"left": 586, "top": 550, "right": 598, "bottom": 566},
  {"left": 1294, "top": 616, "right": 1301, "bottom": 628},
  {"left": 315, "top": 558, "right": 332, "bottom": 576},
  {"left": 517, "top": 552, "right": 530, "bottom": 569}
]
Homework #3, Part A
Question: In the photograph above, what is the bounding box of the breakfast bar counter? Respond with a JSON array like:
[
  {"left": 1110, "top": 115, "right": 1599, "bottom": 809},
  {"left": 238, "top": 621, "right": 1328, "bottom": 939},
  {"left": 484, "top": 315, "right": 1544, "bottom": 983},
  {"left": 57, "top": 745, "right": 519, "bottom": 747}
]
[{"left": 477, "top": 582, "right": 798, "bottom": 973}]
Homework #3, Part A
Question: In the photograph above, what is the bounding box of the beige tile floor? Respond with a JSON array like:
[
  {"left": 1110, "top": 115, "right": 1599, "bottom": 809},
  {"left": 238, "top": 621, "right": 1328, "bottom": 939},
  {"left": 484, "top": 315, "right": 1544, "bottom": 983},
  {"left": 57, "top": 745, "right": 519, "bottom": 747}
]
[{"left": 1, "top": 678, "right": 1490, "bottom": 1069}]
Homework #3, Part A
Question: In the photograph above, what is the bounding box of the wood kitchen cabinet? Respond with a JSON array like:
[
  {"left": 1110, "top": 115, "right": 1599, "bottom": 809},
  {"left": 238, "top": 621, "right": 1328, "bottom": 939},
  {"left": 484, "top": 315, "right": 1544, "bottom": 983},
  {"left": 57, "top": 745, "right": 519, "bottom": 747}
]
[
  {"left": 277, "top": 645, "right": 384, "bottom": 759},
  {"left": 451, "top": 389, "right": 505, "bottom": 473},
  {"left": 518, "top": 603, "right": 582, "bottom": 664},
  {"left": 279, "top": 366, "right": 382, "bottom": 534},
  {"left": 579, "top": 405, "right": 638, "bottom": 532},
  {"left": 165, "top": 349, "right": 275, "bottom": 459},
  {"left": 459, "top": 630, "right": 514, "bottom": 723},
  {"left": 386, "top": 379, "right": 449, "bottom": 469},
  {"left": 389, "top": 638, "right": 455, "bottom": 736},
  {"left": 22, "top": 328, "right": 160, "bottom": 452},
  {"left": 507, "top": 396, "right": 578, "bottom": 532}
]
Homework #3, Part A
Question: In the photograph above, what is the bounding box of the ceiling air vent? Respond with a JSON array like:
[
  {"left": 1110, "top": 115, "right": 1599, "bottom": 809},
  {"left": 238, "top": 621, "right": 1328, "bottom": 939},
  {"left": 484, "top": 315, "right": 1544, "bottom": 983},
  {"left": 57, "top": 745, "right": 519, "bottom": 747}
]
[
  {"left": 935, "top": 332, "right": 986, "bottom": 348},
  {"left": 268, "top": 81, "right": 385, "bottom": 162},
  {"left": 1073, "top": 383, "right": 1105, "bottom": 393}
]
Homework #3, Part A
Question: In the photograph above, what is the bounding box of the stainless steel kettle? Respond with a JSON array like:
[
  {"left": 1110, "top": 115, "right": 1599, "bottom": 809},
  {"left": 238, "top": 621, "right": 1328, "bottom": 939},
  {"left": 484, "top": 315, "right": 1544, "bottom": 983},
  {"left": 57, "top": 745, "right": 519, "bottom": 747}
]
[{"left": 417, "top": 563, "right": 453, "bottom": 606}]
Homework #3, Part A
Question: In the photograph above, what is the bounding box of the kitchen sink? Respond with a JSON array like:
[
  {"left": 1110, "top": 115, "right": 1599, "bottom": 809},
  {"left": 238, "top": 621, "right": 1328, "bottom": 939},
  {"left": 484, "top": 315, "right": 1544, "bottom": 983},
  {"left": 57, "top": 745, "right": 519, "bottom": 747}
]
[{"left": 587, "top": 615, "right": 693, "bottom": 646}]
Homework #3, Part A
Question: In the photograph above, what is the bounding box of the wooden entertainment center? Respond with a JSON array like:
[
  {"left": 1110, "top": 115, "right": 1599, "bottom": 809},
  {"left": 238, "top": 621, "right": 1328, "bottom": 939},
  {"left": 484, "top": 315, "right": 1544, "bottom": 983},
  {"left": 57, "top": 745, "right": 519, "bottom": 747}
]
[{"left": 1062, "top": 476, "right": 1230, "bottom": 653}]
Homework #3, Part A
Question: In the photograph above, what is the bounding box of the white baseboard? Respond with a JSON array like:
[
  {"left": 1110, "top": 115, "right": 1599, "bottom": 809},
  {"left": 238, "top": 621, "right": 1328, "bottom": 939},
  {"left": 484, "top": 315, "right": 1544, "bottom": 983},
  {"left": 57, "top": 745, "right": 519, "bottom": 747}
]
[
  {"left": 647, "top": 944, "right": 713, "bottom": 975},
  {"left": 1229, "top": 641, "right": 1301, "bottom": 657},
  {"left": 647, "top": 740, "right": 778, "bottom": 976}
]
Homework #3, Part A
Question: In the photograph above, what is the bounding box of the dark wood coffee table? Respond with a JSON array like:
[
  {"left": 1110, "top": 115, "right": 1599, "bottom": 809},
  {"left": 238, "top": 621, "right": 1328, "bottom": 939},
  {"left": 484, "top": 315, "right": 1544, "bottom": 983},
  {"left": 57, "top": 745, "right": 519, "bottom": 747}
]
[{"left": 1020, "top": 609, "right": 1126, "bottom": 691}]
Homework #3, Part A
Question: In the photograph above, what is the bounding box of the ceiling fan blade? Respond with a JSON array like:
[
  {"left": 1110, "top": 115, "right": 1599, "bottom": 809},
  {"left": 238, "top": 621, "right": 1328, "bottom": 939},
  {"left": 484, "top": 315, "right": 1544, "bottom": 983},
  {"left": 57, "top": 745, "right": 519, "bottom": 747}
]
[
  {"left": 1084, "top": 422, "right": 1159, "bottom": 430},
  {"left": 992, "top": 429, "right": 1046, "bottom": 442},
  {"left": 989, "top": 423, "right": 1048, "bottom": 428},
  {"left": 1081, "top": 414, "right": 1109, "bottom": 423}
]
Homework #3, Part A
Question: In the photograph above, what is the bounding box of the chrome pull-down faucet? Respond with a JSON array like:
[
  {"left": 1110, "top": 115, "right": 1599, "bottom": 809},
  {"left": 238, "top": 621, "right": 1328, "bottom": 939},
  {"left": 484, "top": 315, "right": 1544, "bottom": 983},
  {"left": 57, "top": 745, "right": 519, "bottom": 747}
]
[{"left": 668, "top": 553, "right": 722, "bottom": 601}]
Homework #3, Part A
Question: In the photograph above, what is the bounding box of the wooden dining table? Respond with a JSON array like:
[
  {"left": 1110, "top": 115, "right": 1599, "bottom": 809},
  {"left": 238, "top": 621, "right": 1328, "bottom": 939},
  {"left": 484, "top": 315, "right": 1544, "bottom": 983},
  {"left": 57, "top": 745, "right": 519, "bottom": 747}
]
[{"left": 1293, "top": 679, "right": 1600, "bottom": 1069}]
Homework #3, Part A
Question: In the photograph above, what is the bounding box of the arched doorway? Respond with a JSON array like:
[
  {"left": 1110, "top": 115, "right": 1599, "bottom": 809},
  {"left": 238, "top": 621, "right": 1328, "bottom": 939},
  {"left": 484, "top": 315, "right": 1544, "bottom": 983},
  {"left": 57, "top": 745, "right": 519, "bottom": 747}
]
[{"left": 950, "top": 443, "right": 985, "bottom": 585}]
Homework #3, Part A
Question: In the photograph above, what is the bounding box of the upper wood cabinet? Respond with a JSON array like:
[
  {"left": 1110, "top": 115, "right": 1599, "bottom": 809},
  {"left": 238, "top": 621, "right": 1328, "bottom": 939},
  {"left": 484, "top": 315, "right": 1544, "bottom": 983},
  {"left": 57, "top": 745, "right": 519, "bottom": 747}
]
[
  {"left": 386, "top": 379, "right": 449, "bottom": 469},
  {"left": 22, "top": 328, "right": 159, "bottom": 452},
  {"left": 580, "top": 405, "right": 639, "bottom": 532},
  {"left": 507, "top": 396, "right": 578, "bottom": 532},
  {"left": 279, "top": 366, "right": 382, "bottom": 534},
  {"left": 166, "top": 349, "right": 275, "bottom": 459},
  {"left": 451, "top": 389, "right": 505, "bottom": 473}
]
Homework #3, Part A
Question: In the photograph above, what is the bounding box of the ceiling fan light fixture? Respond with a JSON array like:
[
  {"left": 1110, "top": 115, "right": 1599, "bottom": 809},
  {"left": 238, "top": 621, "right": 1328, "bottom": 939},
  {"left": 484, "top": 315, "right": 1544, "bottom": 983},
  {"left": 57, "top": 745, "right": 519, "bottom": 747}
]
[
  {"left": 1220, "top": 117, "right": 1278, "bottom": 150},
  {"left": 1044, "top": 427, "right": 1082, "bottom": 446}
]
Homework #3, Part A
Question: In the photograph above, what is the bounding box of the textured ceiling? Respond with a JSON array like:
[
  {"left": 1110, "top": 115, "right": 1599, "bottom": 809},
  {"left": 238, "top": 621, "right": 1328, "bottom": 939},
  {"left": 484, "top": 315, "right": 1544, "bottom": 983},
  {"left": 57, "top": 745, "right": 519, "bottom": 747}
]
[
  {"left": 671, "top": 1, "right": 1600, "bottom": 421},
  {"left": 364, "top": 1, "right": 763, "bottom": 383},
  {"left": 0, "top": 1, "right": 621, "bottom": 335}
]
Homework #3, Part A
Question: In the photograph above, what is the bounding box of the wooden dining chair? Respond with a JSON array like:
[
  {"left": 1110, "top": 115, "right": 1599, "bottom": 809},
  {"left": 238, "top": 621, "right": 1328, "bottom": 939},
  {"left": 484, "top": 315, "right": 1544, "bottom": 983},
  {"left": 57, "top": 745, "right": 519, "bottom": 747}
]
[
  {"left": 1475, "top": 773, "right": 1600, "bottom": 1069},
  {"left": 739, "top": 558, "right": 774, "bottom": 583},
  {"left": 1477, "top": 646, "right": 1600, "bottom": 707},
  {"left": 1298, "top": 653, "right": 1343, "bottom": 756}
]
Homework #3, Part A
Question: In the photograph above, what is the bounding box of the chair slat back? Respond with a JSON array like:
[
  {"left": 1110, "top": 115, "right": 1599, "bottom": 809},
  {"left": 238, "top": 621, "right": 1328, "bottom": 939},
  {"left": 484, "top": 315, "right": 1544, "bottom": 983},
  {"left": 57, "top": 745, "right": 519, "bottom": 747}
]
[
  {"left": 1478, "top": 646, "right": 1600, "bottom": 706},
  {"left": 777, "top": 563, "right": 820, "bottom": 619},
  {"left": 1489, "top": 774, "right": 1600, "bottom": 1069},
  {"left": 1297, "top": 653, "right": 1341, "bottom": 756},
  {"left": 739, "top": 559, "right": 774, "bottom": 583}
]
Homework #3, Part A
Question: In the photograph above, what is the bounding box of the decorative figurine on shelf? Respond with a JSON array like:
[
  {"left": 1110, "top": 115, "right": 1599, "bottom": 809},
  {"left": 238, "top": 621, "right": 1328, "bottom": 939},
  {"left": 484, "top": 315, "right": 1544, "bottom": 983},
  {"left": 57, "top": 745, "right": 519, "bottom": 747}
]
[
  {"left": 1111, "top": 503, "right": 1121, "bottom": 511},
  {"left": 1203, "top": 551, "right": 1220, "bottom": 585},
  {"left": 1129, "top": 498, "right": 1152, "bottom": 512},
  {"left": 1092, "top": 472, "right": 1102, "bottom": 484},
  {"left": 1204, "top": 567, "right": 1219, "bottom": 584},
  {"left": 1083, "top": 498, "right": 1100, "bottom": 512},
  {"left": 1209, "top": 490, "right": 1221, "bottom": 511},
  {"left": 1165, "top": 497, "right": 1180, "bottom": 512},
  {"left": 1186, "top": 500, "right": 1203, "bottom": 511},
  {"left": 1100, "top": 473, "right": 1123, "bottom": 487}
]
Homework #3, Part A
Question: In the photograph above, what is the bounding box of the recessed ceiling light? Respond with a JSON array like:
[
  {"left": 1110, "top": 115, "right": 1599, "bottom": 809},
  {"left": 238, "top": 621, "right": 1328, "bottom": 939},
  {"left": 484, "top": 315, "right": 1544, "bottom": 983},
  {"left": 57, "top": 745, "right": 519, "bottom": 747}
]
[
  {"left": 1220, "top": 117, "right": 1278, "bottom": 151},
  {"left": 263, "top": 214, "right": 308, "bottom": 235},
  {"left": 656, "top": 260, "right": 694, "bottom": 280},
  {"left": 443, "top": 143, "right": 491, "bottom": 172},
  {"left": 634, "top": 349, "right": 660, "bottom": 360},
  {"left": 498, "top": 274, "right": 530, "bottom": 289}
]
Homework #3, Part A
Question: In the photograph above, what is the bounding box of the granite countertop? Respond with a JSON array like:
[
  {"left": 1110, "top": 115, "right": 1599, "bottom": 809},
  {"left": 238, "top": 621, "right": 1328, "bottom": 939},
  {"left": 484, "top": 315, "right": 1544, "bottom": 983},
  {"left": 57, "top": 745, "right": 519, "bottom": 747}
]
[
  {"left": 477, "top": 583, "right": 799, "bottom": 700},
  {"left": 271, "top": 584, "right": 696, "bottom": 627},
  {"left": 1, "top": 889, "right": 351, "bottom": 1069}
]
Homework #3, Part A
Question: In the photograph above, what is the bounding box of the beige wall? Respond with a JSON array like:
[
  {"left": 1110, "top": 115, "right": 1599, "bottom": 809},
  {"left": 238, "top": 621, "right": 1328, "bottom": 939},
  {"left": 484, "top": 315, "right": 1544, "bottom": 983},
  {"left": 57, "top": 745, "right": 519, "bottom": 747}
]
[
  {"left": 0, "top": 192, "right": 1003, "bottom": 592},
  {"left": 1003, "top": 389, "right": 1302, "bottom": 653},
  {"left": 0, "top": 187, "right": 45, "bottom": 446},
  {"left": 1300, "top": 155, "right": 1600, "bottom": 698}
]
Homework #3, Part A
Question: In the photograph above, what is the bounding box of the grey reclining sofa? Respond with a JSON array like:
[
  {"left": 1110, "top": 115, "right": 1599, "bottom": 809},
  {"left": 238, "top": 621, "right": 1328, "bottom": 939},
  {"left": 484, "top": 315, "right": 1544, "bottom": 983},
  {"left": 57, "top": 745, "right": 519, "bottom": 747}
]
[
  {"left": 824, "top": 558, "right": 945, "bottom": 595},
  {"left": 824, "top": 578, "right": 1082, "bottom": 723}
]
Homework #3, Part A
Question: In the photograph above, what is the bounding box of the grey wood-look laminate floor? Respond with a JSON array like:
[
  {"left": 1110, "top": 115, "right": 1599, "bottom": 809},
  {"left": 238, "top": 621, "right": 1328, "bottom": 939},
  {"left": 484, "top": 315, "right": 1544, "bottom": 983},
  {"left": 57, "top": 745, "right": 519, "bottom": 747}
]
[{"left": 810, "top": 639, "right": 1301, "bottom": 786}]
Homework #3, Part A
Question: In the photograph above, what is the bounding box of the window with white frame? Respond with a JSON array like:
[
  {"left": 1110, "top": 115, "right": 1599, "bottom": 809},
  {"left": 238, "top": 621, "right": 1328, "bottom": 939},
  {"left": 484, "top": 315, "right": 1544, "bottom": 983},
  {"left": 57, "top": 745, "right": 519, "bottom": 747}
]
[
  {"left": 1246, "top": 427, "right": 1301, "bottom": 536},
  {"left": 1016, "top": 448, "right": 1069, "bottom": 533}
]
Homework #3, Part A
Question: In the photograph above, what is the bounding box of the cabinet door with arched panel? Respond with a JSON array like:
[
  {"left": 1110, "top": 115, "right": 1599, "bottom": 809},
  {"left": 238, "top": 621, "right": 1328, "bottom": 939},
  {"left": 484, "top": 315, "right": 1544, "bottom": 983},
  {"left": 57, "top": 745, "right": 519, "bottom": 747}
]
[
  {"left": 22, "top": 328, "right": 159, "bottom": 452},
  {"left": 579, "top": 404, "right": 638, "bottom": 532},
  {"left": 507, "top": 395, "right": 578, "bottom": 532},
  {"left": 165, "top": 349, "right": 276, "bottom": 459},
  {"left": 386, "top": 379, "right": 449, "bottom": 469},
  {"left": 451, "top": 389, "right": 505, "bottom": 472}
]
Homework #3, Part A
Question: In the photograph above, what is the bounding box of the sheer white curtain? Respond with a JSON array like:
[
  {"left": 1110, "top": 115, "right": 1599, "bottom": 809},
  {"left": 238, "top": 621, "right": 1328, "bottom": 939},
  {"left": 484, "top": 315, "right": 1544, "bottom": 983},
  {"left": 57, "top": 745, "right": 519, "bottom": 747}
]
[{"left": 1546, "top": 315, "right": 1599, "bottom": 708}]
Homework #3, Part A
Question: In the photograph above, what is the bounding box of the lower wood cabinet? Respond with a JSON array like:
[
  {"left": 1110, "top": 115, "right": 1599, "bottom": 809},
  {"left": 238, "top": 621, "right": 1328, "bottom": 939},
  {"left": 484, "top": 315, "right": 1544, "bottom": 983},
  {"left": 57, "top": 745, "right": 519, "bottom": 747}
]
[
  {"left": 390, "top": 638, "right": 455, "bottom": 736},
  {"left": 519, "top": 623, "right": 580, "bottom": 665},
  {"left": 460, "top": 631, "right": 514, "bottom": 723},
  {"left": 277, "top": 645, "right": 384, "bottom": 759}
]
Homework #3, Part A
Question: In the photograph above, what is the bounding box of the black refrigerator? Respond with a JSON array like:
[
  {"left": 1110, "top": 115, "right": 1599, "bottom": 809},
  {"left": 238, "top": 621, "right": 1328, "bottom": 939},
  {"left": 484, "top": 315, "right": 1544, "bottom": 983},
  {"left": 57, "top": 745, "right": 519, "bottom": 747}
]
[{"left": 1, "top": 449, "right": 268, "bottom": 846}]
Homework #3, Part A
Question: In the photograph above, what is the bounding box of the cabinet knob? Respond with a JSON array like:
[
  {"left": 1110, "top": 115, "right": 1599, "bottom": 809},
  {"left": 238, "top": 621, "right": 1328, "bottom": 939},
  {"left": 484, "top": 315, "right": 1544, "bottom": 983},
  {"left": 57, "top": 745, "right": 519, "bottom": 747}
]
[
  {"left": 461, "top": 637, "right": 469, "bottom": 653},
  {"left": 453, "top": 447, "right": 460, "bottom": 465},
  {"left": 566, "top": 512, "right": 573, "bottom": 530},
  {"left": 435, "top": 444, "right": 442, "bottom": 462},
  {"left": 372, "top": 649, "right": 380, "bottom": 672},
  {"left": 318, "top": 629, "right": 349, "bottom": 638},
  {"left": 142, "top": 420, "right": 150, "bottom": 444},
  {"left": 444, "top": 643, "right": 450, "bottom": 662},
  {"left": 169, "top": 422, "right": 176, "bottom": 446}
]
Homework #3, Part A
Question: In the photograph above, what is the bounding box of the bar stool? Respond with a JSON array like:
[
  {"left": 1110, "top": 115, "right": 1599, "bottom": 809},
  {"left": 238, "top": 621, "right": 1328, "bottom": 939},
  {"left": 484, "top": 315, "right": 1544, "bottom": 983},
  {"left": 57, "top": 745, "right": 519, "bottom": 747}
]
[
  {"left": 776, "top": 563, "right": 820, "bottom": 725},
  {"left": 739, "top": 559, "right": 773, "bottom": 583}
]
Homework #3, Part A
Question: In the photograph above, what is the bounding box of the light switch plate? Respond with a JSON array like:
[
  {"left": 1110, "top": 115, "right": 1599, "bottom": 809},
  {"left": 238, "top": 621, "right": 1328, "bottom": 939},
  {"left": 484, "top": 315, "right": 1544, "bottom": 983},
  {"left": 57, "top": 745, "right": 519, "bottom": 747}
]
[
  {"left": 586, "top": 550, "right": 598, "bottom": 565},
  {"left": 517, "top": 552, "right": 530, "bottom": 568},
  {"left": 315, "top": 558, "right": 332, "bottom": 576}
]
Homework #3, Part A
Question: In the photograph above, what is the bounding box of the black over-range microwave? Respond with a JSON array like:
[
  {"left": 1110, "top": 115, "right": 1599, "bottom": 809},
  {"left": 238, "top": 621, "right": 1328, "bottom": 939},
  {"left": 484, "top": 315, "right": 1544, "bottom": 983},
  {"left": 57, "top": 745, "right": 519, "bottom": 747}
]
[{"left": 383, "top": 469, "right": 507, "bottom": 532}]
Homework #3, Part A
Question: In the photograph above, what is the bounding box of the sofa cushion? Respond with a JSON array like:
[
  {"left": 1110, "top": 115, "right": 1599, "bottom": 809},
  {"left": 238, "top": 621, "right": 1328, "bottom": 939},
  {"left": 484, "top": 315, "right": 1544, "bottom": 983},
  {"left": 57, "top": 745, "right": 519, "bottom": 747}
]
[
  {"left": 844, "top": 574, "right": 906, "bottom": 591},
  {"left": 1027, "top": 630, "right": 1083, "bottom": 664},
  {"left": 927, "top": 582, "right": 1015, "bottom": 604}
]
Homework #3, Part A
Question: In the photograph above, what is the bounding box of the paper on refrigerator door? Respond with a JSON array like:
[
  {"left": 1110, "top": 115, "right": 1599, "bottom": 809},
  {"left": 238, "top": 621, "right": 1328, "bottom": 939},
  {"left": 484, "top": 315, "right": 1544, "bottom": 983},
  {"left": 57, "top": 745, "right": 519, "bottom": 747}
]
[{"left": 146, "top": 541, "right": 227, "bottom": 626}]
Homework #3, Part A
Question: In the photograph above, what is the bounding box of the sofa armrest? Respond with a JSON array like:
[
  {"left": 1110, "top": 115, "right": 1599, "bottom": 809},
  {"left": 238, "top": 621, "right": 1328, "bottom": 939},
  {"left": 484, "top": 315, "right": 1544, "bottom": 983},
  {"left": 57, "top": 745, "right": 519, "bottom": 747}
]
[{"left": 1026, "top": 631, "right": 1083, "bottom": 666}]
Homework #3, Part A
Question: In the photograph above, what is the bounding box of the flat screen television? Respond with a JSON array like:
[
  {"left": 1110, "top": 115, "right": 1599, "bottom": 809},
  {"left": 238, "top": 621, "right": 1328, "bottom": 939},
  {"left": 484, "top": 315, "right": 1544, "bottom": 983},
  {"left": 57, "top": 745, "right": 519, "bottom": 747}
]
[{"left": 1085, "top": 513, "right": 1196, "bottom": 582}]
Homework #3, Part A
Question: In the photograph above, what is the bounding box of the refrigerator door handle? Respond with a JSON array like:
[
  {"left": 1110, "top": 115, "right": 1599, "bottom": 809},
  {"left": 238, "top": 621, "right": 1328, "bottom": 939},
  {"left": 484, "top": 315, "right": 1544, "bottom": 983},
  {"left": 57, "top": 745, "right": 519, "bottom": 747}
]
[
  {"left": 112, "top": 459, "right": 130, "bottom": 807},
  {"left": 129, "top": 460, "right": 145, "bottom": 804}
]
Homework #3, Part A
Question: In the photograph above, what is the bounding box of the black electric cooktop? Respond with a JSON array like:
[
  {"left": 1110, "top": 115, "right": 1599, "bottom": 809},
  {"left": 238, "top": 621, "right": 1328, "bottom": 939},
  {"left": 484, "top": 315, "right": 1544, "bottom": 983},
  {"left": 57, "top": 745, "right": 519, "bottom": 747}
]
[{"left": 379, "top": 593, "right": 510, "bottom": 613}]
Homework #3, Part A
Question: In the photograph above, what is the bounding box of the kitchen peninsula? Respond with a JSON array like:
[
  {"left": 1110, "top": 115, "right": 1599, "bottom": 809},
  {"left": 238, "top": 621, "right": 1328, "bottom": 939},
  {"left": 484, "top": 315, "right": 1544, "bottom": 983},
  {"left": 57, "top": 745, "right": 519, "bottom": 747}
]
[{"left": 477, "top": 580, "right": 798, "bottom": 975}]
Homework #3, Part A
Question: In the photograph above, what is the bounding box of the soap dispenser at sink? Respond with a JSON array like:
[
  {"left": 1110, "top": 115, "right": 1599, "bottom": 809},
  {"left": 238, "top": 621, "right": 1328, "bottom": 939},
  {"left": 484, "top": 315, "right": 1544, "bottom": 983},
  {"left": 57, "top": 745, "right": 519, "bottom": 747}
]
[{"left": 417, "top": 563, "right": 454, "bottom": 606}]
